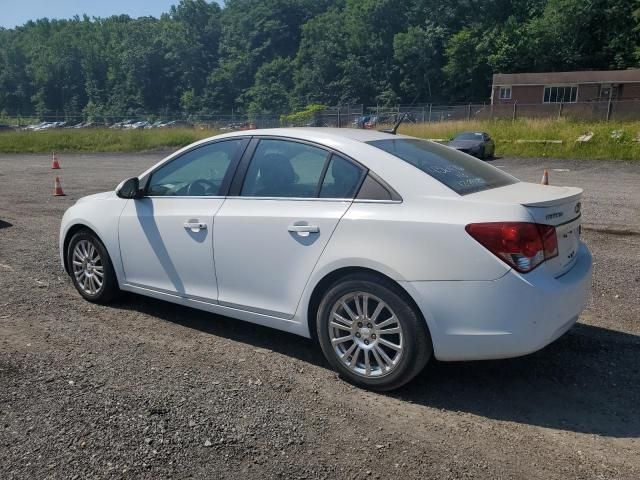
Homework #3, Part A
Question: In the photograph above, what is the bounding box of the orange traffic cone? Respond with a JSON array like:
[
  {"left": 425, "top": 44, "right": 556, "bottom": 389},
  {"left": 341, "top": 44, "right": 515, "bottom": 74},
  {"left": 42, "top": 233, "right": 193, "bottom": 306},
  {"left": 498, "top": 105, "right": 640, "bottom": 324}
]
[
  {"left": 53, "top": 176, "right": 66, "bottom": 196},
  {"left": 541, "top": 169, "right": 549, "bottom": 185},
  {"left": 51, "top": 152, "right": 61, "bottom": 169}
]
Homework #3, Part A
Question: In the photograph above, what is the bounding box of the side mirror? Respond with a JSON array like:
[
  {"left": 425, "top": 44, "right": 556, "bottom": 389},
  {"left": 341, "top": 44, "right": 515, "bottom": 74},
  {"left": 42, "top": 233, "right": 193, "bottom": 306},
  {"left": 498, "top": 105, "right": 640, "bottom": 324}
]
[{"left": 116, "top": 177, "right": 142, "bottom": 199}]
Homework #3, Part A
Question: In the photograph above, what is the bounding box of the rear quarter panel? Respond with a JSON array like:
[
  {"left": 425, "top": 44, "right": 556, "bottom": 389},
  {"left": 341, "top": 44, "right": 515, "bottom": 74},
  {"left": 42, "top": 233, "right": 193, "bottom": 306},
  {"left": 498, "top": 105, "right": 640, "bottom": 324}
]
[
  {"left": 294, "top": 196, "right": 529, "bottom": 336},
  {"left": 313, "top": 197, "right": 530, "bottom": 283},
  {"left": 294, "top": 195, "right": 531, "bottom": 337}
]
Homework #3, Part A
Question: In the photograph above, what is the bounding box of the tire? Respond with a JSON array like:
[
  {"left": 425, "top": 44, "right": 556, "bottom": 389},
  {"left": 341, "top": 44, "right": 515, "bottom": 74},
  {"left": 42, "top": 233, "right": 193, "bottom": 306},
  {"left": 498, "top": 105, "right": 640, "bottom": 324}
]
[
  {"left": 316, "top": 273, "right": 432, "bottom": 391},
  {"left": 67, "top": 230, "right": 119, "bottom": 304}
]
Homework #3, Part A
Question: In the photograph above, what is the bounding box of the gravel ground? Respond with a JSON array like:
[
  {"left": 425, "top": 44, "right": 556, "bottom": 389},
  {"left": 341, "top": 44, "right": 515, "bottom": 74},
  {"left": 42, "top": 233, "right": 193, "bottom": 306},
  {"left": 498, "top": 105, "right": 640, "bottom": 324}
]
[{"left": 0, "top": 152, "right": 639, "bottom": 479}]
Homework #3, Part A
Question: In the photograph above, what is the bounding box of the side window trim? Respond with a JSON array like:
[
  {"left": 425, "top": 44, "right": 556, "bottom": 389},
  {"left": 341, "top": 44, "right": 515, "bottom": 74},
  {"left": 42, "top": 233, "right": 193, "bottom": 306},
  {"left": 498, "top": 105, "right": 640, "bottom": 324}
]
[
  {"left": 139, "top": 135, "right": 402, "bottom": 202},
  {"left": 141, "top": 137, "right": 250, "bottom": 197},
  {"left": 313, "top": 151, "right": 333, "bottom": 197},
  {"left": 228, "top": 137, "right": 260, "bottom": 197}
]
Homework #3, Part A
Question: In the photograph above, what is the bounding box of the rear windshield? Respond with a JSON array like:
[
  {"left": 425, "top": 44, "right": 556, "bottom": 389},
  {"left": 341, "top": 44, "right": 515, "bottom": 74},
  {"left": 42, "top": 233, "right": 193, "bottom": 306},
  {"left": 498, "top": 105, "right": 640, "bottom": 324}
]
[{"left": 366, "top": 138, "right": 517, "bottom": 195}]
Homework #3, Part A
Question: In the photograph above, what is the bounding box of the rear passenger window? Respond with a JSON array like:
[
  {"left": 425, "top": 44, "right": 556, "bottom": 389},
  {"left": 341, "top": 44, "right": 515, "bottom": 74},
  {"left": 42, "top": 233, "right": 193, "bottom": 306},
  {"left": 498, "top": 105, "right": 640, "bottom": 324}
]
[
  {"left": 241, "top": 139, "right": 328, "bottom": 198},
  {"left": 319, "top": 155, "right": 363, "bottom": 199}
]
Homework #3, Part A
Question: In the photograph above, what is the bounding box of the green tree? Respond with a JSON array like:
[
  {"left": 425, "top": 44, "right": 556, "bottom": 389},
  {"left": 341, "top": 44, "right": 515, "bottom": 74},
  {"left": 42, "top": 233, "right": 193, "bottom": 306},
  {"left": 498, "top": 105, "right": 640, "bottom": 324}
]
[
  {"left": 1, "top": 0, "right": 639, "bottom": 117},
  {"left": 244, "top": 57, "right": 294, "bottom": 114},
  {"left": 443, "top": 26, "right": 494, "bottom": 101},
  {"left": 534, "top": 0, "right": 639, "bottom": 70},
  {"left": 393, "top": 24, "right": 447, "bottom": 103}
]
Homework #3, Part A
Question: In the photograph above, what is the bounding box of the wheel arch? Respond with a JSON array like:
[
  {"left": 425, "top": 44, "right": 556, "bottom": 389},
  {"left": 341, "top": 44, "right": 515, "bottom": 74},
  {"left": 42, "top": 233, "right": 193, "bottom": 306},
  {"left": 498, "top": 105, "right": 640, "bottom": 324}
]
[
  {"left": 306, "top": 266, "right": 432, "bottom": 346},
  {"left": 62, "top": 223, "right": 104, "bottom": 274}
]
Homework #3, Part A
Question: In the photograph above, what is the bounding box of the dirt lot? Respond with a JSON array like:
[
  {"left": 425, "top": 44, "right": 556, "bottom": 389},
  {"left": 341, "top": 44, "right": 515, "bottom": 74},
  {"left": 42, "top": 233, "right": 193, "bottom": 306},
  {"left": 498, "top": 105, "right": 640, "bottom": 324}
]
[{"left": 1, "top": 152, "right": 639, "bottom": 479}]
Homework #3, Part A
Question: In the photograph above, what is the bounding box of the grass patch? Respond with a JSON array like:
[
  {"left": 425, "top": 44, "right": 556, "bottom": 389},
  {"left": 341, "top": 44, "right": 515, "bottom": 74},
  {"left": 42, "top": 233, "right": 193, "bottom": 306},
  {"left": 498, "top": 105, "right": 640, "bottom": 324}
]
[
  {"left": 0, "top": 128, "right": 217, "bottom": 153},
  {"left": 398, "top": 118, "right": 640, "bottom": 161},
  {"left": 0, "top": 119, "right": 639, "bottom": 160}
]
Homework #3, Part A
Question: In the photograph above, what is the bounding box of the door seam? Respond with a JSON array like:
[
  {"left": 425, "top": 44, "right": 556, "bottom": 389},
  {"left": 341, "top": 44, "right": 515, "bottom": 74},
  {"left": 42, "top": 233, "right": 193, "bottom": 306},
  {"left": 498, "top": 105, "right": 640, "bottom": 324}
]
[
  {"left": 211, "top": 197, "right": 229, "bottom": 302},
  {"left": 290, "top": 200, "right": 355, "bottom": 320}
]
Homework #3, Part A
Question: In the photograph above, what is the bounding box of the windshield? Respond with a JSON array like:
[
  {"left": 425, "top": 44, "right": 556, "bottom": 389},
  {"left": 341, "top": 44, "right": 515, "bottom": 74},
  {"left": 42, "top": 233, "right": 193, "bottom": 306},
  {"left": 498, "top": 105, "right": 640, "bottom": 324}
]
[
  {"left": 366, "top": 138, "right": 517, "bottom": 195},
  {"left": 454, "top": 132, "right": 484, "bottom": 141}
]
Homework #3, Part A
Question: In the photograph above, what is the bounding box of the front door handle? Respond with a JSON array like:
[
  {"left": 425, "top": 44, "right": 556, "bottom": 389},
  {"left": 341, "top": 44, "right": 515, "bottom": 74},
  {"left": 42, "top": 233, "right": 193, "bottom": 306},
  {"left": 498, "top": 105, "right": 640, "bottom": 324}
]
[
  {"left": 288, "top": 224, "right": 319, "bottom": 234},
  {"left": 184, "top": 221, "right": 207, "bottom": 232}
]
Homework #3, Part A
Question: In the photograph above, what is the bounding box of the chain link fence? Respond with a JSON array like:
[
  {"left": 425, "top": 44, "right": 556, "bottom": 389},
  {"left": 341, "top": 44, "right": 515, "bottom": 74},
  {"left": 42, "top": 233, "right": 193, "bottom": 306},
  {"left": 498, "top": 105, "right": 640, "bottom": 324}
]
[{"left": 2, "top": 100, "right": 639, "bottom": 131}]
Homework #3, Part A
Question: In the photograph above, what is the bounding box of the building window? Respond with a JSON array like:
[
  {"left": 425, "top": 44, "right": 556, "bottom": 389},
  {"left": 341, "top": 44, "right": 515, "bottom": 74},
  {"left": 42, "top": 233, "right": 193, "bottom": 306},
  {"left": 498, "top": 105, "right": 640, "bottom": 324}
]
[
  {"left": 499, "top": 86, "right": 511, "bottom": 100},
  {"left": 599, "top": 85, "right": 619, "bottom": 100},
  {"left": 543, "top": 85, "right": 578, "bottom": 103}
]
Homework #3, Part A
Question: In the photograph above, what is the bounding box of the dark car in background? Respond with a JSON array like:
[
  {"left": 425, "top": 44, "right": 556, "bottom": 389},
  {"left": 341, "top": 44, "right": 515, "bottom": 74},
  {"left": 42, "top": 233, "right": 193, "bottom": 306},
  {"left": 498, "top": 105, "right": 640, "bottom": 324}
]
[{"left": 448, "top": 131, "right": 495, "bottom": 159}]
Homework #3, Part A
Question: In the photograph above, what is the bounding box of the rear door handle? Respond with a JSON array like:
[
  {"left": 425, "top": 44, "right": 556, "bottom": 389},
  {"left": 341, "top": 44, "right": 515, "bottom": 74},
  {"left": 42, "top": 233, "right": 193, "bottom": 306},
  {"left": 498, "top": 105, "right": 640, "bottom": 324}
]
[
  {"left": 184, "top": 221, "right": 207, "bottom": 232},
  {"left": 288, "top": 224, "right": 319, "bottom": 234}
]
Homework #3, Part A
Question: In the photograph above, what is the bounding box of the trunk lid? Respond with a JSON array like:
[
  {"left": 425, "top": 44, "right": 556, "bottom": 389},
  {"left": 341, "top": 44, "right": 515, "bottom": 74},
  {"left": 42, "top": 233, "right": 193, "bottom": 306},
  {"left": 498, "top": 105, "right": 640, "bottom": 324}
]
[{"left": 468, "top": 182, "right": 583, "bottom": 276}]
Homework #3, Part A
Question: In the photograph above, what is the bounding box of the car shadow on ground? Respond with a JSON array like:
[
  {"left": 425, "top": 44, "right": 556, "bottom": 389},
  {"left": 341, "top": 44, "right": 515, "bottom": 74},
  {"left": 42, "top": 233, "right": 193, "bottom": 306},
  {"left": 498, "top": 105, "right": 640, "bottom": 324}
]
[
  {"left": 397, "top": 323, "right": 640, "bottom": 438},
  {"left": 0, "top": 220, "right": 13, "bottom": 229},
  {"left": 115, "top": 295, "right": 639, "bottom": 438},
  {"left": 111, "top": 295, "right": 327, "bottom": 369}
]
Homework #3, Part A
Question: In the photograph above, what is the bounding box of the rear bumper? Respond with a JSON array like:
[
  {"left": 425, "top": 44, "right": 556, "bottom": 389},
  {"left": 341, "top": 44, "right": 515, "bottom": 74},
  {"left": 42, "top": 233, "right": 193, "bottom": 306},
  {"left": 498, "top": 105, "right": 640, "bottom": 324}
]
[{"left": 402, "top": 242, "right": 593, "bottom": 361}]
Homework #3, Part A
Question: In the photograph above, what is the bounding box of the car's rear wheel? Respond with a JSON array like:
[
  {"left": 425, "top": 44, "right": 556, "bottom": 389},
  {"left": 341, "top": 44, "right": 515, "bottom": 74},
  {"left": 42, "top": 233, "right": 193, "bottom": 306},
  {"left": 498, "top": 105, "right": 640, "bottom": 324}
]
[
  {"left": 67, "top": 230, "right": 119, "bottom": 303},
  {"left": 316, "top": 273, "right": 432, "bottom": 391}
]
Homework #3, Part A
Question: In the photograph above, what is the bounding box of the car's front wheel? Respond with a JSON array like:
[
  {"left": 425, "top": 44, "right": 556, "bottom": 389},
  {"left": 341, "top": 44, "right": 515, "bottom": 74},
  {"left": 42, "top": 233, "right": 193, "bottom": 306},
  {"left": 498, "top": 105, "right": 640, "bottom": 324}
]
[
  {"left": 67, "top": 230, "right": 119, "bottom": 303},
  {"left": 316, "top": 273, "right": 432, "bottom": 391}
]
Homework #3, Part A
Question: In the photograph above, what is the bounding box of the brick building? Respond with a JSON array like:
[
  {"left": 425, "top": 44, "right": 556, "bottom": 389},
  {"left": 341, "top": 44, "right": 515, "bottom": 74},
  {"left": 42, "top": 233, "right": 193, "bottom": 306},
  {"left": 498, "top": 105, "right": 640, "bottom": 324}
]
[{"left": 491, "top": 69, "right": 640, "bottom": 105}]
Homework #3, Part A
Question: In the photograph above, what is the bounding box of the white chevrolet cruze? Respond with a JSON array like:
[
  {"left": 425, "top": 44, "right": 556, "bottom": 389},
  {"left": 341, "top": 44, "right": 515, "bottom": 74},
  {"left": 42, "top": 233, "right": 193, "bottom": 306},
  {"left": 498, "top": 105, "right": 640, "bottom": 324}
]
[{"left": 60, "top": 128, "right": 592, "bottom": 390}]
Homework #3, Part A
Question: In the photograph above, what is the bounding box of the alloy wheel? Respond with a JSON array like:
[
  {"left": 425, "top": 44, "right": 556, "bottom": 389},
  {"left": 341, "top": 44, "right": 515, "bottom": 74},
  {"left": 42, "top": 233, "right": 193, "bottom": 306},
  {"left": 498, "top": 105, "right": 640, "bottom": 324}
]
[
  {"left": 328, "top": 292, "right": 404, "bottom": 378},
  {"left": 71, "top": 239, "right": 104, "bottom": 295}
]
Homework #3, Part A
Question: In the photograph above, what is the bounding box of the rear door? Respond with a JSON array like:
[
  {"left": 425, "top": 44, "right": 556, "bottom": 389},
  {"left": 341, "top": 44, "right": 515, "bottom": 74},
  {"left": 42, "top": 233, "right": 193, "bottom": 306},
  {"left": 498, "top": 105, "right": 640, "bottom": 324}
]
[{"left": 214, "top": 138, "right": 365, "bottom": 318}]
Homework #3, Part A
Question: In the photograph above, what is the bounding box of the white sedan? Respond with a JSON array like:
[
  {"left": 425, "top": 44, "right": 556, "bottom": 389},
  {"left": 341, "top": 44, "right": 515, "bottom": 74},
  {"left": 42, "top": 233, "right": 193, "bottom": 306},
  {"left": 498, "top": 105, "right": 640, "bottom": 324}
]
[{"left": 59, "top": 128, "right": 592, "bottom": 390}]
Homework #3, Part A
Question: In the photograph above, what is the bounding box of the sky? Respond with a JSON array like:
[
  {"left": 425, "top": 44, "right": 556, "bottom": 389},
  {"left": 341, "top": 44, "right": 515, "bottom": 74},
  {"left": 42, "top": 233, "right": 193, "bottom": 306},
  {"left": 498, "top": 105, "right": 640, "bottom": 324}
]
[{"left": 0, "top": 0, "right": 215, "bottom": 28}]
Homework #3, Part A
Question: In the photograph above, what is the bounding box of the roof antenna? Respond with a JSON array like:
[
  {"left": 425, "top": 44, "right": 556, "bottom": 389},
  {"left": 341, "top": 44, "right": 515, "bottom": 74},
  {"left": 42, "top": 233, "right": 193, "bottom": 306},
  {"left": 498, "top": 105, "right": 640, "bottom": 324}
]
[{"left": 379, "top": 112, "right": 407, "bottom": 135}]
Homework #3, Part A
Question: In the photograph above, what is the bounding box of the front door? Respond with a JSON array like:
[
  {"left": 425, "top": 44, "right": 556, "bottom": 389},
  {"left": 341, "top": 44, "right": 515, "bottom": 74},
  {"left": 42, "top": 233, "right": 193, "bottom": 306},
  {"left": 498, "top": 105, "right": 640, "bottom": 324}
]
[
  {"left": 214, "top": 138, "right": 365, "bottom": 318},
  {"left": 118, "top": 138, "right": 248, "bottom": 301}
]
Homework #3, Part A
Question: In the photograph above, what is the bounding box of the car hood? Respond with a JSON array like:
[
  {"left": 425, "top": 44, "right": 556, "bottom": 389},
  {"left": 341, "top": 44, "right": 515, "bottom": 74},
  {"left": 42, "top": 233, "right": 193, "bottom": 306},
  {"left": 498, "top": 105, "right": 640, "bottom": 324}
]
[
  {"left": 448, "top": 140, "right": 482, "bottom": 149},
  {"left": 75, "top": 191, "right": 117, "bottom": 204}
]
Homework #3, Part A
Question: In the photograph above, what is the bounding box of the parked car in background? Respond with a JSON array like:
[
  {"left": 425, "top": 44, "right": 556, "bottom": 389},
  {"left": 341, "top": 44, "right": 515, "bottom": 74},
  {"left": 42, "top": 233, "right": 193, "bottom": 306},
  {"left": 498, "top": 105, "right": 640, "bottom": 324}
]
[
  {"left": 353, "top": 115, "right": 371, "bottom": 128},
  {"left": 22, "top": 121, "right": 67, "bottom": 131},
  {"left": 109, "top": 120, "right": 134, "bottom": 129},
  {"left": 448, "top": 131, "right": 495, "bottom": 159},
  {"left": 59, "top": 128, "right": 591, "bottom": 391}
]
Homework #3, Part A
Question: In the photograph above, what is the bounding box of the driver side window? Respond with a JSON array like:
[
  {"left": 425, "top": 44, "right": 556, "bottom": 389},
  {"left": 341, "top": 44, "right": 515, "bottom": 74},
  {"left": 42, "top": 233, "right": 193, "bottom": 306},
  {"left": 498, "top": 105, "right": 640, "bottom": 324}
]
[{"left": 147, "top": 139, "right": 245, "bottom": 196}]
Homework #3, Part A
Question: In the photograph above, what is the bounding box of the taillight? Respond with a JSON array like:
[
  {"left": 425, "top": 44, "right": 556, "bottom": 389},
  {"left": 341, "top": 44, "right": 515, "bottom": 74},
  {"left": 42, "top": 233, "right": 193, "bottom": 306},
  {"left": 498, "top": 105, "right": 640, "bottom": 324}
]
[{"left": 465, "top": 222, "right": 558, "bottom": 273}]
